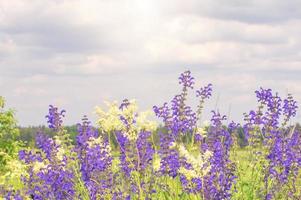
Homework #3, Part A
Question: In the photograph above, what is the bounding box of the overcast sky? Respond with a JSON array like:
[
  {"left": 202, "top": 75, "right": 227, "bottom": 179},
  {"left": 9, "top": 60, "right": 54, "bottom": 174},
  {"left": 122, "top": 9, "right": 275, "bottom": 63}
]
[{"left": 1, "top": 0, "right": 301, "bottom": 126}]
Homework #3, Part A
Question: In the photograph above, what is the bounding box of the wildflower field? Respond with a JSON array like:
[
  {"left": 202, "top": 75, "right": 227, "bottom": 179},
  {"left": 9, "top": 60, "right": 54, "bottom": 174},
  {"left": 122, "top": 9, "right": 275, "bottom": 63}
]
[{"left": 0, "top": 71, "right": 300, "bottom": 200}]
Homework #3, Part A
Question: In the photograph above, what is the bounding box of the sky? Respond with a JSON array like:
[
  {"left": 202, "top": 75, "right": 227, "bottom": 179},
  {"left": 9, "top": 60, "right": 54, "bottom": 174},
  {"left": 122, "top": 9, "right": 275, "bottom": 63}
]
[{"left": 1, "top": 0, "right": 301, "bottom": 126}]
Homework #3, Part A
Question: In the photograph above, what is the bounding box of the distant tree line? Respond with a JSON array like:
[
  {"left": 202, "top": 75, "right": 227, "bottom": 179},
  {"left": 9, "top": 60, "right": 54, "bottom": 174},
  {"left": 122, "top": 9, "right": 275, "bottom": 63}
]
[
  {"left": 18, "top": 125, "right": 78, "bottom": 147},
  {"left": 17, "top": 123, "right": 301, "bottom": 148}
]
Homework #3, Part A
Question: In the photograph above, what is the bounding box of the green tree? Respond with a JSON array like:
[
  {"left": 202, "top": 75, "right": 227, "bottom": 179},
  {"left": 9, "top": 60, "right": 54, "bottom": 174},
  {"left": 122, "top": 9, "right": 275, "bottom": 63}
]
[{"left": 0, "top": 96, "right": 25, "bottom": 190}]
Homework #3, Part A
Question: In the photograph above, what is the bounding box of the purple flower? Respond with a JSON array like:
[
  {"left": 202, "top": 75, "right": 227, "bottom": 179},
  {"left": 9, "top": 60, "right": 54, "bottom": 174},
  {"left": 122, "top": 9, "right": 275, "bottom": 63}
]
[
  {"left": 76, "top": 116, "right": 98, "bottom": 147},
  {"left": 255, "top": 87, "right": 272, "bottom": 105},
  {"left": 283, "top": 94, "right": 298, "bottom": 123},
  {"left": 265, "top": 129, "right": 301, "bottom": 198},
  {"left": 154, "top": 96, "right": 197, "bottom": 139},
  {"left": 19, "top": 149, "right": 42, "bottom": 164},
  {"left": 116, "top": 131, "right": 133, "bottom": 177},
  {"left": 18, "top": 107, "right": 75, "bottom": 199},
  {"left": 119, "top": 99, "right": 131, "bottom": 110},
  {"left": 180, "top": 176, "right": 202, "bottom": 194},
  {"left": 76, "top": 117, "right": 113, "bottom": 199},
  {"left": 245, "top": 88, "right": 300, "bottom": 199},
  {"left": 153, "top": 103, "right": 170, "bottom": 125},
  {"left": 178, "top": 70, "right": 194, "bottom": 89},
  {"left": 158, "top": 132, "right": 180, "bottom": 178},
  {"left": 20, "top": 140, "right": 75, "bottom": 199},
  {"left": 203, "top": 111, "right": 236, "bottom": 200},
  {"left": 170, "top": 95, "right": 197, "bottom": 136},
  {"left": 5, "top": 190, "right": 23, "bottom": 200},
  {"left": 210, "top": 111, "right": 227, "bottom": 127},
  {"left": 35, "top": 133, "right": 58, "bottom": 160},
  {"left": 136, "top": 131, "right": 155, "bottom": 171},
  {"left": 154, "top": 71, "right": 199, "bottom": 141},
  {"left": 196, "top": 83, "right": 213, "bottom": 99},
  {"left": 45, "top": 105, "right": 66, "bottom": 131},
  {"left": 228, "top": 121, "right": 239, "bottom": 133}
]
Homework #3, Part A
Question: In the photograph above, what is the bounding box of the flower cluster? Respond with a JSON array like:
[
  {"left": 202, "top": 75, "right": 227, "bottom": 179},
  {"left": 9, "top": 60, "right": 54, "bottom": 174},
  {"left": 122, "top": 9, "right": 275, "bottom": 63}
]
[
  {"left": 96, "top": 99, "right": 157, "bottom": 141},
  {"left": 154, "top": 71, "right": 237, "bottom": 199},
  {"left": 178, "top": 144, "right": 212, "bottom": 194},
  {"left": 201, "top": 112, "right": 236, "bottom": 200},
  {"left": 243, "top": 88, "right": 300, "bottom": 199},
  {"left": 2, "top": 71, "right": 300, "bottom": 200},
  {"left": 19, "top": 134, "right": 75, "bottom": 199},
  {"left": 153, "top": 70, "right": 212, "bottom": 140},
  {"left": 76, "top": 117, "right": 113, "bottom": 199},
  {"left": 158, "top": 132, "right": 180, "bottom": 178}
]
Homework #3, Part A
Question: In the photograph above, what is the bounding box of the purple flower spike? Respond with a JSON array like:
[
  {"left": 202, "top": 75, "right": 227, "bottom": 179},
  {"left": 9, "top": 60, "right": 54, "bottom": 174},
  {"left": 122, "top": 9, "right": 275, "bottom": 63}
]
[
  {"left": 283, "top": 94, "right": 298, "bottom": 122},
  {"left": 119, "top": 99, "right": 131, "bottom": 110},
  {"left": 179, "top": 70, "right": 194, "bottom": 89},
  {"left": 45, "top": 105, "right": 66, "bottom": 131},
  {"left": 196, "top": 83, "right": 213, "bottom": 99},
  {"left": 255, "top": 87, "right": 272, "bottom": 104}
]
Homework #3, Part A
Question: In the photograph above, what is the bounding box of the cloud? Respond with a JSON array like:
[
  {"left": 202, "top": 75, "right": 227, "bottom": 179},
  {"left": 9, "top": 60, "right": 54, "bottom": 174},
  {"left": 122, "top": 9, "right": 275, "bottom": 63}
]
[
  {"left": 0, "top": 0, "right": 301, "bottom": 125},
  {"left": 13, "top": 86, "right": 47, "bottom": 96},
  {"left": 159, "top": 0, "right": 301, "bottom": 23}
]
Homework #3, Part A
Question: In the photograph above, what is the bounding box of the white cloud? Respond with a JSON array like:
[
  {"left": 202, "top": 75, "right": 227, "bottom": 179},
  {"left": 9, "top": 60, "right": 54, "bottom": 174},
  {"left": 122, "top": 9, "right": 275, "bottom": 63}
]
[
  {"left": 0, "top": 0, "right": 301, "bottom": 125},
  {"left": 13, "top": 86, "right": 47, "bottom": 96}
]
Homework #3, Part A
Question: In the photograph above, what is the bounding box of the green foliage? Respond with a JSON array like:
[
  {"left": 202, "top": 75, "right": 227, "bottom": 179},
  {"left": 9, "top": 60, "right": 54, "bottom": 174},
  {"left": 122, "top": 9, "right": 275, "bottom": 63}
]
[
  {"left": 0, "top": 96, "right": 25, "bottom": 190},
  {"left": 18, "top": 125, "right": 79, "bottom": 147},
  {"left": 0, "top": 96, "right": 20, "bottom": 169},
  {"left": 231, "top": 146, "right": 267, "bottom": 200}
]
